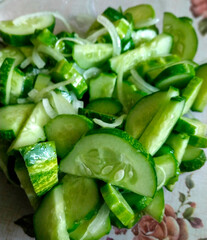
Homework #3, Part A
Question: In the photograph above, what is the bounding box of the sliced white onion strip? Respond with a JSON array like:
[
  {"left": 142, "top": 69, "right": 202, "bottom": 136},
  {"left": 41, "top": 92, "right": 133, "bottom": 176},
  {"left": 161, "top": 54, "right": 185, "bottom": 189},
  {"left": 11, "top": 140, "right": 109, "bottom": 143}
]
[
  {"left": 32, "top": 48, "right": 46, "bottom": 69},
  {"left": 130, "top": 69, "right": 159, "bottom": 94},
  {"left": 42, "top": 98, "right": 57, "bottom": 119},
  {"left": 37, "top": 44, "right": 65, "bottom": 62},
  {"left": 20, "top": 57, "right": 32, "bottom": 69},
  {"left": 93, "top": 114, "right": 126, "bottom": 128},
  {"left": 135, "top": 18, "right": 159, "bottom": 29},
  {"left": 28, "top": 89, "right": 39, "bottom": 100},
  {"left": 33, "top": 78, "right": 73, "bottom": 102},
  {"left": 83, "top": 67, "right": 101, "bottom": 80},
  {"left": 73, "top": 63, "right": 85, "bottom": 75},
  {"left": 13, "top": 11, "right": 72, "bottom": 32},
  {"left": 86, "top": 28, "right": 107, "bottom": 43},
  {"left": 70, "top": 91, "right": 84, "bottom": 113},
  {"left": 97, "top": 15, "right": 121, "bottom": 56}
]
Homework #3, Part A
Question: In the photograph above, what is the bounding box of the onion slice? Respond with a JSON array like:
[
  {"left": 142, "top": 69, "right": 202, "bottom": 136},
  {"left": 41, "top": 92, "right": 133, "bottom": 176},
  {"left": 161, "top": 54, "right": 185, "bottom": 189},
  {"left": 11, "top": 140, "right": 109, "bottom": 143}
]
[
  {"left": 93, "top": 114, "right": 126, "bottom": 128},
  {"left": 97, "top": 15, "right": 121, "bottom": 56},
  {"left": 42, "top": 98, "right": 57, "bottom": 119}
]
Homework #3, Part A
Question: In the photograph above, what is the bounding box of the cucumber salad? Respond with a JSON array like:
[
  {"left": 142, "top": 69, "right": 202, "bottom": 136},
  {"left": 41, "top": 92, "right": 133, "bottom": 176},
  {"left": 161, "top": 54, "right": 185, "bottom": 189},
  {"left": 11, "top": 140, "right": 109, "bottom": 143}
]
[{"left": 0, "top": 3, "right": 207, "bottom": 240}]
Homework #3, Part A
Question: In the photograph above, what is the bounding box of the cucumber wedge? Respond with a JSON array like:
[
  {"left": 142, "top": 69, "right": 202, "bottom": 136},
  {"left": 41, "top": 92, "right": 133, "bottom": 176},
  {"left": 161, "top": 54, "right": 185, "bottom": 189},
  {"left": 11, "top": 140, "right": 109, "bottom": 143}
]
[
  {"left": 0, "top": 13, "right": 55, "bottom": 46},
  {"left": 19, "top": 141, "right": 58, "bottom": 196},
  {"left": 8, "top": 101, "right": 50, "bottom": 151},
  {"left": 34, "top": 185, "right": 69, "bottom": 240},
  {"left": 0, "top": 104, "right": 34, "bottom": 141},
  {"left": 154, "top": 63, "right": 195, "bottom": 90},
  {"left": 0, "top": 58, "right": 15, "bottom": 105},
  {"left": 60, "top": 128, "right": 157, "bottom": 197},
  {"left": 73, "top": 43, "right": 113, "bottom": 69},
  {"left": 0, "top": 46, "right": 25, "bottom": 67},
  {"left": 110, "top": 33, "right": 173, "bottom": 73},
  {"left": 101, "top": 183, "right": 135, "bottom": 227},
  {"left": 125, "top": 87, "right": 179, "bottom": 139},
  {"left": 163, "top": 12, "right": 198, "bottom": 60},
  {"left": 70, "top": 204, "right": 111, "bottom": 240},
  {"left": 180, "top": 145, "right": 206, "bottom": 172},
  {"left": 44, "top": 114, "right": 93, "bottom": 158},
  {"left": 62, "top": 175, "right": 100, "bottom": 232},
  {"left": 192, "top": 64, "right": 207, "bottom": 112},
  {"left": 139, "top": 96, "right": 185, "bottom": 155},
  {"left": 144, "top": 188, "right": 165, "bottom": 222},
  {"left": 189, "top": 135, "right": 207, "bottom": 148}
]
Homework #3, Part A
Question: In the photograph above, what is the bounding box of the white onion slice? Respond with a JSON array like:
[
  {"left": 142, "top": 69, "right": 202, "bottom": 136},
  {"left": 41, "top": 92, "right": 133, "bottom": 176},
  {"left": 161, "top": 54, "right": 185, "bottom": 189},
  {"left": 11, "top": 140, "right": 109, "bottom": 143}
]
[
  {"left": 83, "top": 67, "right": 101, "bottom": 80},
  {"left": 70, "top": 91, "right": 84, "bottom": 113},
  {"left": 87, "top": 28, "right": 107, "bottom": 43},
  {"left": 37, "top": 44, "right": 65, "bottom": 62},
  {"left": 42, "top": 98, "right": 57, "bottom": 119},
  {"left": 20, "top": 57, "right": 32, "bottom": 69},
  {"left": 130, "top": 69, "right": 159, "bottom": 94},
  {"left": 97, "top": 15, "right": 121, "bottom": 56},
  {"left": 32, "top": 48, "right": 46, "bottom": 69},
  {"left": 93, "top": 114, "right": 126, "bottom": 128}
]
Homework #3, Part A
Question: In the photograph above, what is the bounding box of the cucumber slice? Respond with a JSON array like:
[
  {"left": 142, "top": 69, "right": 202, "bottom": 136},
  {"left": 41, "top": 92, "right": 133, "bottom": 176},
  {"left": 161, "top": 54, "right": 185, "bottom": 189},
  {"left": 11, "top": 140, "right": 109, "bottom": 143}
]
[
  {"left": 0, "top": 46, "right": 25, "bottom": 67},
  {"left": 144, "top": 188, "right": 165, "bottom": 222},
  {"left": 44, "top": 114, "right": 93, "bottom": 158},
  {"left": 52, "top": 59, "right": 88, "bottom": 99},
  {"left": 139, "top": 96, "right": 185, "bottom": 155},
  {"left": 70, "top": 204, "right": 111, "bottom": 240},
  {"left": 175, "top": 117, "right": 207, "bottom": 136},
  {"left": 166, "top": 132, "right": 190, "bottom": 163},
  {"left": 34, "top": 185, "right": 69, "bottom": 240},
  {"left": 125, "top": 87, "right": 179, "bottom": 139},
  {"left": 78, "top": 108, "right": 117, "bottom": 124},
  {"left": 19, "top": 141, "right": 58, "bottom": 196},
  {"left": 182, "top": 76, "right": 203, "bottom": 114},
  {"left": 154, "top": 63, "right": 195, "bottom": 90},
  {"left": 73, "top": 43, "right": 113, "bottom": 69},
  {"left": 101, "top": 183, "right": 135, "bottom": 226},
  {"left": 124, "top": 4, "right": 155, "bottom": 29},
  {"left": 60, "top": 128, "right": 157, "bottom": 197},
  {"left": 62, "top": 175, "right": 100, "bottom": 232},
  {"left": 180, "top": 145, "right": 206, "bottom": 172},
  {"left": 110, "top": 33, "right": 173, "bottom": 74},
  {"left": 0, "top": 104, "right": 34, "bottom": 141},
  {"left": 86, "top": 98, "right": 122, "bottom": 116},
  {"left": 114, "top": 18, "right": 132, "bottom": 40},
  {"left": 0, "top": 58, "right": 15, "bottom": 105},
  {"left": 0, "top": 13, "right": 55, "bottom": 46},
  {"left": 8, "top": 101, "right": 50, "bottom": 151},
  {"left": 192, "top": 64, "right": 207, "bottom": 112},
  {"left": 163, "top": 12, "right": 198, "bottom": 60},
  {"left": 34, "top": 73, "right": 52, "bottom": 91},
  {"left": 10, "top": 67, "right": 26, "bottom": 104},
  {"left": 137, "top": 55, "right": 180, "bottom": 79},
  {"left": 189, "top": 135, "right": 207, "bottom": 148},
  {"left": 15, "top": 158, "right": 40, "bottom": 209},
  {"left": 154, "top": 153, "right": 179, "bottom": 188},
  {"left": 89, "top": 73, "right": 117, "bottom": 101}
]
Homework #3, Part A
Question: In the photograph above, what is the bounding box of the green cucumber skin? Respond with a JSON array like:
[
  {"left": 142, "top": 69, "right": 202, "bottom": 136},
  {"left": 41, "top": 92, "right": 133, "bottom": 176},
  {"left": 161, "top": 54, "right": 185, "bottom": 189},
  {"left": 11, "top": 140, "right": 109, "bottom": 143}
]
[
  {"left": 180, "top": 150, "right": 206, "bottom": 172},
  {"left": 163, "top": 12, "right": 198, "bottom": 60},
  {"left": 60, "top": 128, "right": 157, "bottom": 198},
  {"left": 0, "top": 20, "right": 55, "bottom": 47},
  {"left": 192, "top": 64, "right": 207, "bottom": 112},
  {"left": 19, "top": 141, "right": 58, "bottom": 197},
  {"left": 86, "top": 98, "right": 123, "bottom": 116},
  {"left": 189, "top": 135, "right": 207, "bottom": 148},
  {"left": 101, "top": 183, "right": 135, "bottom": 227},
  {"left": 0, "top": 58, "right": 15, "bottom": 105}
]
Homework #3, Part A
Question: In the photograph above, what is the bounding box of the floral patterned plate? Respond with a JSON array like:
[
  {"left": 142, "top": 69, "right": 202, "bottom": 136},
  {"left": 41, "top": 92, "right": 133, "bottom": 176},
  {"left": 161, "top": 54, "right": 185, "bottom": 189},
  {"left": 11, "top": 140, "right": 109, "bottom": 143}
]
[{"left": 0, "top": 0, "right": 207, "bottom": 240}]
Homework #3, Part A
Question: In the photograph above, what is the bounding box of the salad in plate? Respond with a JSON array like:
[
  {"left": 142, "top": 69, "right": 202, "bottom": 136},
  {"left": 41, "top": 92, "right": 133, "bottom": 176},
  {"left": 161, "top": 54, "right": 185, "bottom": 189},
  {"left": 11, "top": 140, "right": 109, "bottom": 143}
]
[{"left": 0, "top": 3, "right": 207, "bottom": 240}]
